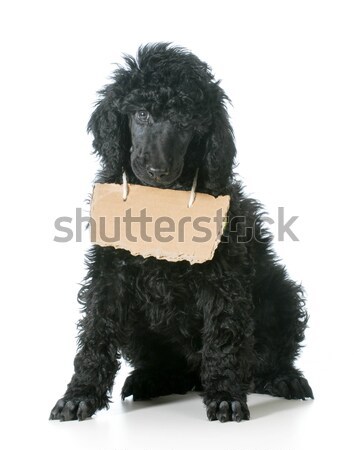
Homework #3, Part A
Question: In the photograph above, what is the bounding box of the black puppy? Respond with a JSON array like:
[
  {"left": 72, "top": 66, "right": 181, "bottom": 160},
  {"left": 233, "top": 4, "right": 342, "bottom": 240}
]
[{"left": 50, "top": 43, "right": 313, "bottom": 423}]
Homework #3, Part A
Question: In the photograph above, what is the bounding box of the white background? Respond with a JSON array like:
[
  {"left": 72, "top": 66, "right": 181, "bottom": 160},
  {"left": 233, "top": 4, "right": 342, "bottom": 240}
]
[{"left": 1, "top": 1, "right": 354, "bottom": 449}]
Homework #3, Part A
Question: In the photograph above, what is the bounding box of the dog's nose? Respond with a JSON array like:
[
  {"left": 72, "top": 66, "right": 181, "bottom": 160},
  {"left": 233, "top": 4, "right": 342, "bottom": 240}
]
[{"left": 147, "top": 167, "right": 170, "bottom": 180}]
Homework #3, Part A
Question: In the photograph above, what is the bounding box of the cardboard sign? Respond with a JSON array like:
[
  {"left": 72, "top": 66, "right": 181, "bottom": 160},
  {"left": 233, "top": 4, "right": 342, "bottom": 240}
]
[{"left": 90, "top": 183, "right": 230, "bottom": 264}]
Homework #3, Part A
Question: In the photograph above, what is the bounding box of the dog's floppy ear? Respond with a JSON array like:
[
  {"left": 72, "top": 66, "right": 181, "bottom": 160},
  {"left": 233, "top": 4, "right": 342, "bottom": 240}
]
[
  {"left": 87, "top": 86, "right": 131, "bottom": 180},
  {"left": 199, "top": 88, "right": 236, "bottom": 195}
]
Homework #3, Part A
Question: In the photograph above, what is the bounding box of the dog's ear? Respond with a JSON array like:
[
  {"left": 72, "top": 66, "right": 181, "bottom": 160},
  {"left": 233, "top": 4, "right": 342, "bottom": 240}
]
[
  {"left": 87, "top": 87, "right": 131, "bottom": 180},
  {"left": 199, "top": 90, "right": 236, "bottom": 195}
]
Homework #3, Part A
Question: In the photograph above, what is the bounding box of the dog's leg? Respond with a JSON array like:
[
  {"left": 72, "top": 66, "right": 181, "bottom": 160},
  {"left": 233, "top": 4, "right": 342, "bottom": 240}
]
[
  {"left": 49, "top": 311, "right": 121, "bottom": 421},
  {"left": 200, "top": 282, "right": 254, "bottom": 423},
  {"left": 49, "top": 303, "right": 121, "bottom": 421},
  {"left": 252, "top": 264, "right": 313, "bottom": 400},
  {"left": 50, "top": 247, "right": 128, "bottom": 421}
]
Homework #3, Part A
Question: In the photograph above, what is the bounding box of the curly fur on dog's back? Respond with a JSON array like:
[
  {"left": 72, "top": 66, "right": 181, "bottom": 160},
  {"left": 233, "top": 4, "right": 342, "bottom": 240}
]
[{"left": 50, "top": 43, "right": 313, "bottom": 423}]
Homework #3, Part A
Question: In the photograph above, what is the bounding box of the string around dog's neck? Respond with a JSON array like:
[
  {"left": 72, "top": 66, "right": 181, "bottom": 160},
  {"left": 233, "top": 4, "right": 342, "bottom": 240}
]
[
  {"left": 121, "top": 168, "right": 199, "bottom": 207},
  {"left": 188, "top": 168, "right": 199, "bottom": 208}
]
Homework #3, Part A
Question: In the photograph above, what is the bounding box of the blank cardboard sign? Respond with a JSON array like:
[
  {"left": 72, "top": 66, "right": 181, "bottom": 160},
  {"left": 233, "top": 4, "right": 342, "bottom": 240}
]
[{"left": 90, "top": 183, "right": 230, "bottom": 264}]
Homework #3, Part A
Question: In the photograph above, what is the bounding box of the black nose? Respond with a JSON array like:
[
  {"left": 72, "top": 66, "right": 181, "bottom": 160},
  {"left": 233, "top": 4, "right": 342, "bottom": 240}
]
[{"left": 147, "top": 166, "right": 170, "bottom": 180}]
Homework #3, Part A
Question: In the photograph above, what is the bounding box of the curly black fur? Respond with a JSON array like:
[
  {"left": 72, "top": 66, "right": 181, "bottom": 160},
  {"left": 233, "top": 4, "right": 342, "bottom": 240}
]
[{"left": 50, "top": 43, "right": 313, "bottom": 423}]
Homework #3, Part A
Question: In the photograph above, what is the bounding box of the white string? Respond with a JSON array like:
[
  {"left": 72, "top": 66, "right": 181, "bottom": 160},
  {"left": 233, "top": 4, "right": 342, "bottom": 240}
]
[
  {"left": 122, "top": 171, "right": 128, "bottom": 201},
  {"left": 188, "top": 168, "right": 199, "bottom": 208},
  {"left": 122, "top": 168, "right": 199, "bottom": 206}
]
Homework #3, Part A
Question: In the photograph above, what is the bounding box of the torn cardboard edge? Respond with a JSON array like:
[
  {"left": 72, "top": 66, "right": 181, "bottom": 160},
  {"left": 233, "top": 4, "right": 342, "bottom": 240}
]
[{"left": 90, "top": 183, "right": 231, "bottom": 264}]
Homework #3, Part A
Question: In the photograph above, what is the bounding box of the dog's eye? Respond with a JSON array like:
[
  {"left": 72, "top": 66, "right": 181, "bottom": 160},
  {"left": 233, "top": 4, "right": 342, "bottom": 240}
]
[{"left": 136, "top": 110, "right": 150, "bottom": 122}]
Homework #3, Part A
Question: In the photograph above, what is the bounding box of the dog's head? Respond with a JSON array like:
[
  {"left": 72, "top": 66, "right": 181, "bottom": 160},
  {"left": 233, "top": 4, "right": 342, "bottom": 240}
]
[
  {"left": 129, "top": 108, "right": 194, "bottom": 187},
  {"left": 88, "top": 43, "right": 236, "bottom": 195}
]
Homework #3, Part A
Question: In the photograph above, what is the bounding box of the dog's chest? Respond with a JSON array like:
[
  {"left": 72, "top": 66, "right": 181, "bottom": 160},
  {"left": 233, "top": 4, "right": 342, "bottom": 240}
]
[{"left": 133, "top": 264, "right": 203, "bottom": 335}]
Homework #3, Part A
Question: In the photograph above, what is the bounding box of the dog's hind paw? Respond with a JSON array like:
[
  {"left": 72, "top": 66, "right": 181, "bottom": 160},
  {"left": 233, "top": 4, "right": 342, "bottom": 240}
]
[
  {"left": 263, "top": 375, "right": 314, "bottom": 400},
  {"left": 204, "top": 395, "right": 250, "bottom": 423},
  {"left": 49, "top": 397, "right": 97, "bottom": 421},
  {"left": 121, "top": 368, "right": 198, "bottom": 401}
]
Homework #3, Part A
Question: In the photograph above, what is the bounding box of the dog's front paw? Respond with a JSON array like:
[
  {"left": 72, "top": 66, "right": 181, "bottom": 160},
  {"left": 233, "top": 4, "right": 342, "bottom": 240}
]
[
  {"left": 49, "top": 397, "right": 98, "bottom": 421},
  {"left": 204, "top": 394, "right": 250, "bottom": 422}
]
